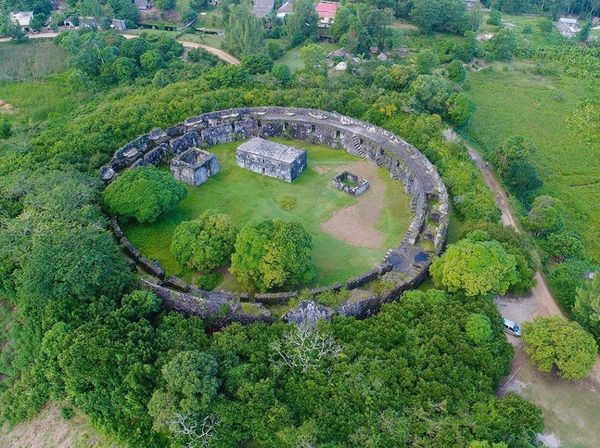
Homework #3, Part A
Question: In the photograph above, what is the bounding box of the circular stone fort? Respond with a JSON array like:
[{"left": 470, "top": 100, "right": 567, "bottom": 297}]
[{"left": 100, "top": 107, "right": 449, "bottom": 326}]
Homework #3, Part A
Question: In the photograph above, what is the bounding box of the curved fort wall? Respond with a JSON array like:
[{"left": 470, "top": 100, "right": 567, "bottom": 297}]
[{"left": 100, "top": 107, "right": 449, "bottom": 326}]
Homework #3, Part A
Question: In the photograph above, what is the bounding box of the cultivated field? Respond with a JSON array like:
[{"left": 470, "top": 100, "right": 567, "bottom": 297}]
[{"left": 124, "top": 138, "right": 413, "bottom": 288}]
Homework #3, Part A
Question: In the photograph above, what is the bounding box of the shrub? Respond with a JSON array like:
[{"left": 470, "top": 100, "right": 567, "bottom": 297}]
[
  {"left": 0, "top": 120, "right": 12, "bottom": 139},
  {"left": 446, "top": 59, "right": 467, "bottom": 83},
  {"left": 487, "top": 10, "right": 501, "bottom": 26},
  {"left": 574, "top": 275, "right": 600, "bottom": 341},
  {"left": 196, "top": 271, "right": 224, "bottom": 290},
  {"left": 103, "top": 166, "right": 187, "bottom": 223},
  {"left": 278, "top": 195, "right": 297, "bottom": 211},
  {"left": 430, "top": 238, "right": 518, "bottom": 296},
  {"left": 524, "top": 195, "right": 564, "bottom": 237},
  {"left": 231, "top": 219, "right": 316, "bottom": 292},
  {"left": 466, "top": 313, "right": 493, "bottom": 344},
  {"left": 416, "top": 50, "right": 439, "bottom": 74},
  {"left": 538, "top": 18, "right": 553, "bottom": 33},
  {"left": 522, "top": 24, "right": 533, "bottom": 34},
  {"left": 171, "top": 212, "right": 237, "bottom": 272},
  {"left": 545, "top": 231, "right": 584, "bottom": 262},
  {"left": 485, "top": 28, "right": 516, "bottom": 61},
  {"left": 523, "top": 316, "right": 597, "bottom": 380},
  {"left": 548, "top": 258, "right": 592, "bottom": 311}
]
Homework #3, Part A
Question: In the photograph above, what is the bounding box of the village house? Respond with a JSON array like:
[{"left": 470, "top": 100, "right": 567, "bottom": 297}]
[
  {"left": 9, "top": 11, "right": 34, "bottom": 32},
  {"left": 315, "top": 1, "right": 338, "bottom": 28},
  {"left": 277, "top": 0, "right": 294, "bottom": 19},
  {"left": 236, "top": 137, "right": 307, "bottom": 182},
  {"left": 253, "top": 0, "right": 275, "bottom": 18},
  {"left": 556, "top": 17, "right": 579, "bottom": 37},
  {"left": 111, "top": 19, "right": 127, "bottom": 31},
  {"left": 134, "top": 0, "right": 151, "bottom": 10}
]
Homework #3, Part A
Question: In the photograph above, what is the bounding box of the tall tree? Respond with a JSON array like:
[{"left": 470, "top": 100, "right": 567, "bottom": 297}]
[
  {"left": 223, "top": 0, "right": 264, "bottom": 57},
  {"left": 285, "top": 0, "right": 319, "bottom": 45}
]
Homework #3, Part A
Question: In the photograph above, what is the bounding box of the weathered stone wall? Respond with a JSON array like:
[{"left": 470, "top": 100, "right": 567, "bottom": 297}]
[{"left": 100, "top": 107, "right": 449, "bottom": 326}]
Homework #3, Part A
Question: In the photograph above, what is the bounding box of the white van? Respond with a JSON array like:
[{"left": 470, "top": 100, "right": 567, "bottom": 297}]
[{"left": 503, "top": 318, "right": 522, "bottom": 337}]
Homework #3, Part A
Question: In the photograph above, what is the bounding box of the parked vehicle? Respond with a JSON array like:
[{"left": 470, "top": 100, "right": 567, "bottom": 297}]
[{"left": 503, "top": 318, "right": 522, "bottom": 337}]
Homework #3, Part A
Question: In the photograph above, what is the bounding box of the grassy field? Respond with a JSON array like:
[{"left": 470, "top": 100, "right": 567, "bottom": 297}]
[
  {"left": 0, "top": 40, "right": 68, "bottom": 82},
  {"left": 124, "top": 138, "right": 413, "bottom": 288},
  {"left": 465, "top": 62, "right": 599, "bottom": 261},
  {"left": 275, "top": 42, "right": 339, "bottom": 72}
]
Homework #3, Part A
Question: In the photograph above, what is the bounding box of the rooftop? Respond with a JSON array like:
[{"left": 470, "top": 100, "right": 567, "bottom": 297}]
[
  {"left": 277, "top": 0, "right": 294, "bottom": 15},
  {"left": 315, "top": 1, "right": 338, "bottom": 18},
  {"left": 253, "top": 0, "right": 275, "bottom": 17},
  {"left": 9, "top": 11, "right": 33, "bottom": 27},
  {"left": 237, "top": 137, "right": 305, "bottom": 164}
]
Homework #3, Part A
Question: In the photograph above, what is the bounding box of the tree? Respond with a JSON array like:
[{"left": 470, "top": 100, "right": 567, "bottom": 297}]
[
  {"left": 446, "top": 59, "right": 467, "bottom": 83},
  {"left": 148, "top": 350, "right": 220, "bottom": 445},
  {"left": 0, "top": 120, "right": 12, "bottom": 139},
  {"left": 416, "top": 49, "right": 439, "bottom": 74},
  {"left": 504, "top": 161, "right": 543, "bottom": 206},
  {"left": 182, "top": 8, "right": 198, "bottom": 25},
  {"left": 285, "top": 0, "right": 319, "bottom": 45},
  {"left": 466, "top": 313, "right": 493, "bottom": 344},
  {"left": 272, "top": 63, "right": 292, "bottom": 86},
  {"left": 574, "top": 276, "right": 600, "bottom": 341},
  {"left": 538, "top": 18, "right": 553, "bottom": 33},
  {"left": 140, "top": 50, "right": 165, "bottom": 74},
  {"left": 523, "top": 317, "right": 597, "bottom": 380},
  {"left": 409, "top": 74, "right": 452, "bottom": 115},
  {"left": 546, "top": 231, "right": 584, "bottom": 262},
  {"left": 155, "top": 0, "right": 176, "bottom": 10},
  {"left": 447, "top": 92, "right": 476, "bottom": 126},
  {"left": 223, "top": 1, "right": 264, "bottom": 57},
  {"left": 484, "top": 28, "right": 516, "bottom": 61},
  {"left": 486, "top": 10, "right": 501, "bottom": 26},
  {"left": 410, "top": 0, "right": 469, "bottom": 34},
  {"left": 577, "top": 21, "right": 592, "bottom": 42},
  {"left": 524, "top": 195, "right": 564, "bottom": 237},
  {"left": 170, "top": 212, "right": 237, "bottom": 273},
  {"left": 491, "top": 136, "right": 537, "bottom": 178},
  {"left": 103, "top": 166, "right": 188, "bottom": 223},
  {"left": 231, "top": 219, "right": 316, "bottom": 292},
  {"left": 430, "top": 239, "right": 519, "bottom": 296},
  {"left": 299, "top": 43, "right": 328, "bottom": 76}
]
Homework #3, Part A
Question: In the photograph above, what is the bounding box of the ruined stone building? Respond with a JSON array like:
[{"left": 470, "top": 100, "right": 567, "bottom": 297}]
[
  {"left": 170, "top": 148, "right": 219, "bottom": 186},
  {"left": 236, "top": 137, "right": 307, "bottom": 182}
]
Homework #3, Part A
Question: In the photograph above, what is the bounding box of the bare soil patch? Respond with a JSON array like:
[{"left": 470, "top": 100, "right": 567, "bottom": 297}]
[{"left": 320, "top": 161, "right": 384, "bottom": 249}]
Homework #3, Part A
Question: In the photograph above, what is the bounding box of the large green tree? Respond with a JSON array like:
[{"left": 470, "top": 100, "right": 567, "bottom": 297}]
[
  {"left": 231, "top": 219, "right": 316, "bottom": 292},
  {"left": 285, "top": 0, "right": 319, "bottom": 45},
  {"left": 524, "top": 195, "right": 565, "bottom": 237},
  {"left": 223, "top": 0, "right": 264, "bottom": 57},
  {"left": 523, "top": 317, "right": 598, "bottom": 380},
  {"left": 170, "top": 212, "right": 237, "bottom": 273},
  {"left": 430, "top": 238, "right": 519, "bottom": 296},
  {"left": 574, "top": 276, "right": 600, "bottom": 341},
  {"left": 103, "top": 166, "right": 187, "bottom": 223}
]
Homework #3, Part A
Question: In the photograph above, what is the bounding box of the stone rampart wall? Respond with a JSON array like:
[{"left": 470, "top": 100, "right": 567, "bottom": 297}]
[{"left": 101, "top": 107, "right": 449, "bottom": 325}]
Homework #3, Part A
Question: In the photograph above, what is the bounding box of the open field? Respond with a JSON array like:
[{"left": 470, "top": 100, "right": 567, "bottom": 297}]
[
  {"left": 124, "top": 138, "right": 413, "bottom": 288},
  {"left": 465, "top": 62, "right": 599, "bottom": 261},
  {"left": 0, "top": 40, "right": 68, "bottom": 81},
  {"left": 275, "top": 42, "right": 339, "bottom": 72}
]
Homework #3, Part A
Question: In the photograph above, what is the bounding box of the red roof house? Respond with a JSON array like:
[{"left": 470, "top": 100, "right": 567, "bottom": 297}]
[{"left": 315, "top": 1, "right": 338, "bottom": 27}]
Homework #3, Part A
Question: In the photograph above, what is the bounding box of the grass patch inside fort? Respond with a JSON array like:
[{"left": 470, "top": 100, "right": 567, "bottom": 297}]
[
  {"left": 123, "top": 138, "right": 413, "bottom": 288},
  {"left": 465, "top": 62, "right": 600, "bottom": 261}
]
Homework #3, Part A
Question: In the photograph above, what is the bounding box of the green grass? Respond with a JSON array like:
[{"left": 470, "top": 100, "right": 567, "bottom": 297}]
[
  {"left": 275, "top": 42, "right": 339, "bottom": 72},
  {"left": 123, "top": 138, "right": 413, "bottom": 288},
  {"left": 0, "top": 40, "right": 68, "bottom": 81},
  {"left": 465, "top": 61, "right": 599, "bottom": 261}
]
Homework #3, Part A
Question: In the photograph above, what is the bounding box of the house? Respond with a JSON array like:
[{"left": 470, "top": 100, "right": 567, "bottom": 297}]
[
  {"left": 253, "top": 0, "right": 275, "bottom": 18},
  {"left": 170, "top": 148, "right": 220, "bottom": 186},
  {"left": 315, "top": 1, "right": 338, "bottom": 28},
  {"left": 556, "top": 17, "right": 578, "bottom": 38},
  {"left": 79, "top": 16, "right": 99, "bottom": 29},
  {"left": 377, "top": 52, "right": 388, "bottom": 61},
  {"left": 328, "top": 47, "right": 349, "bottom": 59},
  {"left": 9, "top": 11, "right": 34, "bottom": 31},
  {"left": 111, "top": 19, "right": 127, "bottom": 31},
  {"left": 464, "top": 0, "right": 478, "bottom": 9},
  {"left": 63, "top": 16, "right": 78, "bottom": 27},
  {"left": 134, "top": 0, "right": 151, "bottom": 10},
  {"left": 277, "top": 0, "right": 294, "bottom": 19},
  {"left": 236, "top": 137, "right": 307, "bottom": 182}
]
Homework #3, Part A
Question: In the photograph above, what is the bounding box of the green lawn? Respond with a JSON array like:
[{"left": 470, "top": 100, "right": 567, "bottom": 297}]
[
  {"left": 275, "top": 42, "right": 339, "bottom": 72},
  {"left": 123, "top": 138, "right": 413, "bottom": 288},
  {"left": 465, "top": 62, "right": 600, "bottom": 261},
  {"left": 0, "top": 40, "right": 68, "bottom": 82}
]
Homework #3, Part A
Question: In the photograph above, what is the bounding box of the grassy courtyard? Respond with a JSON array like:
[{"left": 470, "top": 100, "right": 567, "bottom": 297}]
[{"left": 123, "top": 138, "right": 413, "bottom": 288}]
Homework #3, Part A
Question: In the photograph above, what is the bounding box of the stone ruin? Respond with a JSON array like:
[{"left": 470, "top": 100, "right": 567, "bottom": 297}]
[
  {"left": 100, "top": 107, "right": 450, "bottom": 327},
  {"left": 332, "top": 171, "right": 369, "bottom": 196},
  {"left": 236, "top": 137, "right": 307, "bottom": 182},
  {"left": 170, "top": 148, "right": 219, "bottom": 186}
]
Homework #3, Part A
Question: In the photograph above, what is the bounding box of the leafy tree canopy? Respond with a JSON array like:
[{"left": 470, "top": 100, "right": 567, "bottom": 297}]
[{"left": 103, "top": 166, "right": 188, "bottom": 223}]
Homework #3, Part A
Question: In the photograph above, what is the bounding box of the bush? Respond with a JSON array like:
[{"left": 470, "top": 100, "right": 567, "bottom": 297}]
[
  {"left": 523, "top": 316, "right": 597, "bottom": 380},
  {"left": 430, "top": 238, "right": 519, "bottom": 296},
  {"left": 466, "top": 313, "right": 493, "bottom": 344},
  {"left": 171, "top": 212, "right": 237, "bottom": 272},
  {"left": 103, "top": 166, "right": 187, "bottom": 223},
  {"left": 231, "top": 219, "right": 316, "bottom": 292},
  {"left": 522, "top": 24, "right": 533, "bottom": 34},
  {"left": 524, "top": 195, "right": 564, "bottom": 237},
  {"left": 548, "top": 258, "right": 592, "bottom": 311},
  {"left": 538, "top": 18, "right": 553, "bottom": 33},
  {"left": 196, "top": 271, "right": 224, "bottom": 290},
  {"left": 485, "top": 28, "right": 516, "bottom": 61},
  {"left": 278, "top": 195, "right": 297, "bottom": 211},
  {"left": 416, "top": 50, "right": 440, "bottom": 74},
  {"left": 0, "top": 120, "right": 12, "bottom": 139},
  {"left": 487, "top": 10, "right": 501, "bottom": 26},
  {"left": 446, "top": 59, "right": 467, "bottom": 83}
]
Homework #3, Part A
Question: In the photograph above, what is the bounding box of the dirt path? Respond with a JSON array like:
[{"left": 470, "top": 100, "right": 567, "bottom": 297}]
[{"left": 321, "top": 161, "right": 385, "bottom": 248}]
